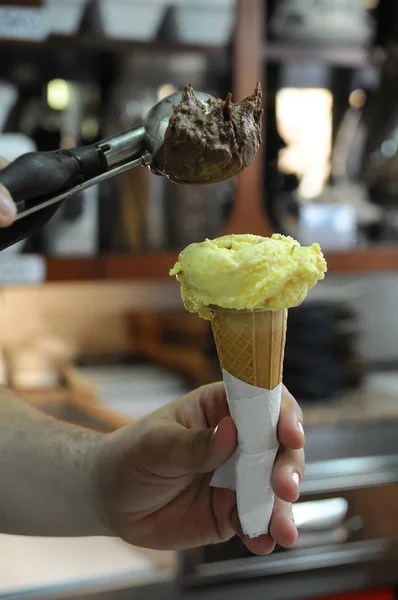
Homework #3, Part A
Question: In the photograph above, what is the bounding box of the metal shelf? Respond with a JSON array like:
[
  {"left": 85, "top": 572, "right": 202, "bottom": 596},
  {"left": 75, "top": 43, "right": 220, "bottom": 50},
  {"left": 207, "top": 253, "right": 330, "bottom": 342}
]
[{"left": 263, "top": 42, "right": 381, "bottom": 68}]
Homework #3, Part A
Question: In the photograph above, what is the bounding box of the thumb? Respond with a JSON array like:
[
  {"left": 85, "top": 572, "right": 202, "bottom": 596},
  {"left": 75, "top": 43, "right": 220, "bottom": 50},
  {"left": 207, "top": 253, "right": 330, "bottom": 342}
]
[{"left": 143, "top": 417, "right": 237, "bottom": 477}]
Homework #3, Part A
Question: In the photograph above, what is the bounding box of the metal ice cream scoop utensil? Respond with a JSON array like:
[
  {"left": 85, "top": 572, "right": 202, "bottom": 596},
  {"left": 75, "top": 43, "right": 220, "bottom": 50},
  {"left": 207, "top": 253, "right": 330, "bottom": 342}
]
[{"left": 0, "top": 90, "right": 214, "bottom": 223}]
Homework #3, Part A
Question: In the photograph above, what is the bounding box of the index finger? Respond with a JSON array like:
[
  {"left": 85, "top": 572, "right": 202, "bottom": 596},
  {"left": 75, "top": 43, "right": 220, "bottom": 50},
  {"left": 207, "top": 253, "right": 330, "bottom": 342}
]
[
  {"left": 198, "top": 381, "right": 230, "bottom": 428},
  {"left": 278, "top": 385, "right": 304, "bottom": 450},
  {"left": 170, "top": 382, "right": 230, "bottom": 430}
]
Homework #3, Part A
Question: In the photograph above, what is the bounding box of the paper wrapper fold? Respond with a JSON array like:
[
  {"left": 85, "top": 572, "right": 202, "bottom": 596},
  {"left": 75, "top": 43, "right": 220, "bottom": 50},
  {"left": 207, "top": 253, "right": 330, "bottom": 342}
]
[{"left": 210, "top": 308, "right": 287, "bottom": 539}]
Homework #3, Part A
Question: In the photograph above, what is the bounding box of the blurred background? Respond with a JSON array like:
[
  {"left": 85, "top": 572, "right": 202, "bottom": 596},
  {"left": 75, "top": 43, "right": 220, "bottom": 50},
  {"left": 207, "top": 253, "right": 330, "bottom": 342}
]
[{"left": 3, "top": 0, "right": 398, "bottom": 599}]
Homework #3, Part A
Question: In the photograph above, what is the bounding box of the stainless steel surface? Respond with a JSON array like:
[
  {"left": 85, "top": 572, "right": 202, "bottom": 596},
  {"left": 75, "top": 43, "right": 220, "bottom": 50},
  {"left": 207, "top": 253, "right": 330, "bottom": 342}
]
[
  {"left": 304, "top": 422, "right": 398, "bottom": 462},
  {"left": 145, "top": 89, "right": 213, "bottom": 174},
  {"left": 15, "top": 157, "right": 145, "bottom": 221},
  {"left": 17, "top": 89, "right": 214, "bottom": 221},
  {"left": 302, "top": 454, "right": 398, "bottom": 495},
  {"left": 293, "top": 497, "right": 348, "bottom": 530},
  {"left": 293, "top": 498, "right": 361, "bottom": 549},
  {"left": 181, "top": 540, "right": 394, "bottom": 586},
  {"left": 39, "top": 560, "right": 398, "bottom": 600},
  {"left": 99, "top": 88, "right": 212, "bottom": 172},
  {"left": 178, "top": 422, "right": 398, "bottom": 592},
  {"left": 100, "top": 125, "right": 146, "bottom": 168}
]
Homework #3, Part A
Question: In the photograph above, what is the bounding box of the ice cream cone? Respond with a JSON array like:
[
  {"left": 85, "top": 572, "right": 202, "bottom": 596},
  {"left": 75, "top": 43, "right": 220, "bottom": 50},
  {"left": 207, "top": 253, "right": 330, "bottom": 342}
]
[
  {"left": 210, "top": 308, "right": 288, "bottom": 389},
  {"left": 170, "top": 233, "right": 325, "bottom": 539}
]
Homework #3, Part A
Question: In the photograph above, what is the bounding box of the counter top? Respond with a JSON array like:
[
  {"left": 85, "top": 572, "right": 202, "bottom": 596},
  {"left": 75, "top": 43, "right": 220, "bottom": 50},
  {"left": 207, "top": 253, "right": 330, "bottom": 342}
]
[
  {"left": 301, "top": 372, "right": 398, "bottom": 427},
  {"left": 0, "top": 535, "right": 175, "bottom": 599},
  {"left": 29, "top": 556, "right": 398, "bottom": 600},
  {"left": 79, "top": 364, "right": 398, "bottom": 429}
]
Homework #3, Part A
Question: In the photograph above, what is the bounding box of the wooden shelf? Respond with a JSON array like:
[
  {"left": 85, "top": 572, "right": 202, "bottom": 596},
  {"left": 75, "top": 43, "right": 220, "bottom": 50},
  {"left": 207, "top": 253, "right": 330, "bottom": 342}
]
[
  {"left": 103, "top": 253, "right": 176, "bottom": 281},
  {"left": 46, "top": 258, "right": 104, "bottom": 282},
  {"left": 43, "top": 247, "right": 398, "bottom": 283},
  {"left": 325, "top": 247, "right": 398, "bottom": 273},
  {"left": 45, "top": 254, "right": 176, "bottom": 282}
]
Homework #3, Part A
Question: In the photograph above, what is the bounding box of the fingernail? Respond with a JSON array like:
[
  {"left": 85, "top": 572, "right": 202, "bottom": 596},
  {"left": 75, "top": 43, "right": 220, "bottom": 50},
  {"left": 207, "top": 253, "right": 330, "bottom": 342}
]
[
  {"left": 211, "top": 424, "right": 220, "bottom": 446},
  {"left": 291, "top": 518, "right": 298, "bottom": 537},
  {"left": 0, "top": 186, "right": 16, "bottom": 222},
  {"left": 292, "top": 471, "right": 300, "bottom": 490},
  {"left": 289, "top": 512, "right": 298, "bottom": 539},
  {"left": 297, "top": 421, "right": 305, "bottom": 437}
]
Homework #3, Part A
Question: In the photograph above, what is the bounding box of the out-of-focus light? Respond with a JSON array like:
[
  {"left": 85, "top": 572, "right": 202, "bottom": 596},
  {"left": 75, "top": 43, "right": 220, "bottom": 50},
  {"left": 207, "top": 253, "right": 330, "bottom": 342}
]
[
  {"left": 157, "top": 83, "right": 178, "bottom": 101},
  {"left": 47, "top": 79, "right": 71, "bottom": 111},
  {"left": 349, "top": 89, "right": 366, "bottom": 109},
  {"left": 82, "top": 117, "right": 99, "bottom": 140},
  {"left": 293, "top": 497, "right": 348, "bottom": 529},
  {"left": 381, "top": 139, "right": 398, "bottom": 158},
  {"left": 276, "top": 87, "right": 333, "bottom": 199}
]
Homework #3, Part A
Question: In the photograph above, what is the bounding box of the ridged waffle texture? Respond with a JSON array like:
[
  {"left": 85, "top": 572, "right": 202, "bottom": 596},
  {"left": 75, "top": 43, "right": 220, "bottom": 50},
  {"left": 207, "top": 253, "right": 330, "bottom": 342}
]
[{"left": 210, "top": 308, "right": 288, "bottom": 389}]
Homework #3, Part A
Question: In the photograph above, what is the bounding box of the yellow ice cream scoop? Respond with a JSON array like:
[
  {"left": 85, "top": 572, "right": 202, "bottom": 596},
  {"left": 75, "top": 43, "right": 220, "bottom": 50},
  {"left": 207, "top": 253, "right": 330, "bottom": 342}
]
[{"left": 170, "top": 233, "right": 327, "bottom": 319}]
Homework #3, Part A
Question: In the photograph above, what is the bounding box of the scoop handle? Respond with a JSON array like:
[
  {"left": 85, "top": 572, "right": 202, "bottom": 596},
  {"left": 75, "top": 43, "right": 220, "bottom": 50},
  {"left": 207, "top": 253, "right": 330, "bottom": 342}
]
[{"left": 0, "top": 146, "right": 106, "bottom": 250}]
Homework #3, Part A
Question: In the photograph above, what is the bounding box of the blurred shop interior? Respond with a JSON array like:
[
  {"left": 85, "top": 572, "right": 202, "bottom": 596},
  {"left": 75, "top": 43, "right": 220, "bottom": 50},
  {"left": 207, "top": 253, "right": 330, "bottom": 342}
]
[{"left": 4, "top": 0, "right": 398, "bottom": 599}]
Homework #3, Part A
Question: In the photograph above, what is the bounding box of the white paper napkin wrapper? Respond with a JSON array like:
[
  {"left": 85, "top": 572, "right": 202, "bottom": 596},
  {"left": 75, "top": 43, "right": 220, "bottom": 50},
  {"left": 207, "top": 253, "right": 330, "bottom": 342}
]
[{"left": 211, "top": 370, "right": 282, "bottom": 538}]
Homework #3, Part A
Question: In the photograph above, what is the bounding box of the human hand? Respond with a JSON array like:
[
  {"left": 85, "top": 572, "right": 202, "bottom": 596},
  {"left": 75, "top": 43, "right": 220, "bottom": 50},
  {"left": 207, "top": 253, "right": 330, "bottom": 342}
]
[
  {"left": 0, "top": 156, "right": 17, "bottom": 227},
  {"left": 94, "top": 382, "right": 305, "bottom": 555}
]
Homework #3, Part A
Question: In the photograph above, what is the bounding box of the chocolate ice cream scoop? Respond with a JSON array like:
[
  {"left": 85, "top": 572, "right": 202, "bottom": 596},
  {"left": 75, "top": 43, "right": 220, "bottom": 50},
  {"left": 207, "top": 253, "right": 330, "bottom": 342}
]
[
  {"left": 152, "top": 83, "right": 263, "bottom": 185},
  {"left": 0, "top": 84, "right": 262, "bottom": 252}
]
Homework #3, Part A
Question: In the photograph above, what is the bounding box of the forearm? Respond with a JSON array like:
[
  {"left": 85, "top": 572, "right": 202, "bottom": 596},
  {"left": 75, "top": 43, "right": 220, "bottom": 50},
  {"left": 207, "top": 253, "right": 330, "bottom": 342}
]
[{"left": 0, "top": 387, "right": 109, "bottom": 537}]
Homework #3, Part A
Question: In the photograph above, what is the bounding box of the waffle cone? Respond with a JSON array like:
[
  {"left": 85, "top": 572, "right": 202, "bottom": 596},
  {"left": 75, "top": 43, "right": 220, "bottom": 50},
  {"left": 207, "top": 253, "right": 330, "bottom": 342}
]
[{"left": 210, "top": 308, "right": 288, "bottom": 389}]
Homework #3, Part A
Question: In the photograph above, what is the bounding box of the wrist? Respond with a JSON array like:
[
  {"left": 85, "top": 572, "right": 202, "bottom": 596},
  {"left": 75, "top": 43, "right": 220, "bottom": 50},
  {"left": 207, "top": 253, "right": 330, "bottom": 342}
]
[{"left": 83, "top": 430, "right": 114, "bottom": 537}]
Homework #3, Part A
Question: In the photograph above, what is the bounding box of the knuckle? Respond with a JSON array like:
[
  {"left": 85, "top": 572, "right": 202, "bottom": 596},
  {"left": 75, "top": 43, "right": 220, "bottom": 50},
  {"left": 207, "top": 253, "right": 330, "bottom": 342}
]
[
  {"left": 140, "top": 420, "right": 168, "bottom": 456},
  {"left": 199, "top": 382, "right": 224, "bottom": 406},
  {"left": 277, "top": 447, "right": 305, "bottom": 477}
]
